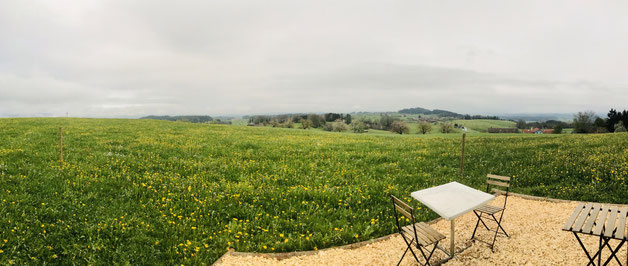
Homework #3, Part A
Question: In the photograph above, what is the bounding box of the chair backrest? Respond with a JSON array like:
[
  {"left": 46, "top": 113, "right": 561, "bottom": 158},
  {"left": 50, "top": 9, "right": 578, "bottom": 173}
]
[
  {"left": 390, "top": 195, "right": 418, "bottom": 241},
  {"left": 486, "top": 174, "right": 512, "bottom": 208}
]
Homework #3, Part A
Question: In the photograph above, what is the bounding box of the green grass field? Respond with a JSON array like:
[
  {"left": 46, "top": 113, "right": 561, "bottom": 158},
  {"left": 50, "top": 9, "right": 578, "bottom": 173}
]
[
  {"left": 452, "top": 119, "right": 517, "bottom": 133},
  {"left": 0, "top": 118, "right": 626, "bottom": 264}
]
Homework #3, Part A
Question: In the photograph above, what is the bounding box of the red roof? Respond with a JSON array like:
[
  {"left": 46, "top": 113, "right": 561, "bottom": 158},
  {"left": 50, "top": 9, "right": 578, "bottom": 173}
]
[{"left": 523, "top": 128, "right": 553, "bottom": 134}]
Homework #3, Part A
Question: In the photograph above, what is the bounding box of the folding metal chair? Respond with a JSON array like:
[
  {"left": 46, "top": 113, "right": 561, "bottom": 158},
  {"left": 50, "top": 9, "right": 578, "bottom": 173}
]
[
  {"left": 470, "top": 174, "right": 511, "bottom": 251},
  {"left": 390, "top": 195, "right": 445, "bottom": 266}
]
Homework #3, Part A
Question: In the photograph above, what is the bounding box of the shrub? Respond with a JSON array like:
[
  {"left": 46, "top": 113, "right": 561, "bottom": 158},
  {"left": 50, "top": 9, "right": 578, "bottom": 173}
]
[
  {"left": 553, "top": 125, "right": 563, "bottom": 134},
  {"left": 282, "top": 121, "right": 294, "bottom": 128},
  {"left": 301, "top": 119, "right": 313, "bottom": 129},
  {"left": 440, "top": 123, "right": 454, "bottom": 133},
  {"left": 350, "top": 120, "right": 366, "bottom": 133},
  {"left": 323, "top": 123, "right": 334, "bottom": 131},
  {"left": 615, "top": 121, "right": 627, "bottom": 132},
  {"left": 332, "top": 120, "right": 348, "bottom": 132}
]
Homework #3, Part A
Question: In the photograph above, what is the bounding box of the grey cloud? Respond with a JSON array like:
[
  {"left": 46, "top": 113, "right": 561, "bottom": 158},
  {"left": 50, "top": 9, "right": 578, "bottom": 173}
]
[{"left": 1, "top": 0, "right": 628, "bottom": 117}]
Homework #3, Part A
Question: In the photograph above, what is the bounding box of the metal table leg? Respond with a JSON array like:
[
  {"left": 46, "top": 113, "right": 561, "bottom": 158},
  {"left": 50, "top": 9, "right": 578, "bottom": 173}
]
[{"left": 450, "top": 218, "right": 455, "bottom": 258}]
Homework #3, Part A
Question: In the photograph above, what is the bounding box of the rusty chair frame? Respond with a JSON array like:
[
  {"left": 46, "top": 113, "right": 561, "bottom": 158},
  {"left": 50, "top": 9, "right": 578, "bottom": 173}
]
[
  {"left": 390, "top": 195, "right": 445, "bottom": 266},
  {"left": 470, "top": 174, "right": 511, "bottom": 251}
]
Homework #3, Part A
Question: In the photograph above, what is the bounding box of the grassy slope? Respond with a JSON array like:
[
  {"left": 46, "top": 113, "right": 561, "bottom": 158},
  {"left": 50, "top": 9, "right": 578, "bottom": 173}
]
[
  {"left": 0, "top": 118, "right": 626, "bottom": 264},
  {"left": 452, "top": 119, "right": 517, "bottom": 133}
]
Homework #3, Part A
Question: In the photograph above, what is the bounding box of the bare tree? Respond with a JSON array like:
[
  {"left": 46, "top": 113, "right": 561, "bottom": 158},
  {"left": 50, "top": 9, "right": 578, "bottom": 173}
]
[
  {"left": 391, "top": 121, "right": 410, "bottom": 134},
  {"left": 573, "top": 111, "right": 597, "bottom": 133},
  {"left": 418, "top": 121, "right": 432, "bottom": 134}
]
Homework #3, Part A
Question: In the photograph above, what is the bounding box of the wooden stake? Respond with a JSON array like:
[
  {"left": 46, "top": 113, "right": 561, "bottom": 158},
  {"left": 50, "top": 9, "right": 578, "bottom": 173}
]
[
  {"left": 59, "top": 127, "right": 63, "bottom": 162},
  {"left": 460, "top": 133, "right": 466, "bottom": 176}
]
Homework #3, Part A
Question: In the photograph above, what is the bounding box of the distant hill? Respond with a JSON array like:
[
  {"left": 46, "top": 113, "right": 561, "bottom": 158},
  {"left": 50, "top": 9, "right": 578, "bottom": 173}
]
[
  {"left": 399, "top": 107, "right": 500, "bottom": 120},
  {"left": 399, "top": 107, "right": 463, "bottom": 117},
  {"left": 398, "top": 107, "right": 432, "bottom": 115},
  {"left": 499, "top": 113, "right": 574, "bottom": 122},
  {"left": 141, "top": 115, "right": 213, "bottom": 123}
]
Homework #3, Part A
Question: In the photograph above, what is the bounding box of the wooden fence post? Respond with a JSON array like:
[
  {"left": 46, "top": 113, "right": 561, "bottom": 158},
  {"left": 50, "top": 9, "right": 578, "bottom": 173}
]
[
  {"left": 460, "top": 133, "right": 466, "bottom": 176},
  {"left": 59, "top": 127, "right": 63, "bottom": 162}
]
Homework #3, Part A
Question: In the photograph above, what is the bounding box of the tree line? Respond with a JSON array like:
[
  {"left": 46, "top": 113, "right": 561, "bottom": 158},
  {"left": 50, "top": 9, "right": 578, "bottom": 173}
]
[
  {"left": 141, "top": 115, "right": 231, "bottom": 124},
  {"left": 572, "top": 109, "right": 628, "bottom": 133},
  {"left": 398, "top": 107, "right": 499, "bottom": 120},
  {"left": 247, "top": 113, "right": 457, "bottom": 135}
]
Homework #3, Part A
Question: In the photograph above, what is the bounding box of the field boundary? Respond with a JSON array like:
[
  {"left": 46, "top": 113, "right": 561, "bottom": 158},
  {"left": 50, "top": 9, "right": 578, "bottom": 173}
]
[{"left": 212, "top": 192, "right": 627, "bottom": 265}]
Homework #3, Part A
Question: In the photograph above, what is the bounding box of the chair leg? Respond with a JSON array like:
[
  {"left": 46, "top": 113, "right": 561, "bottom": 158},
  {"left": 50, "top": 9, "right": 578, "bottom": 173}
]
[
  {"left": 397, "top": 245, "right": 410, "bottom": 266},
  {"left": 398, "top": 236, "right": 421, "bottom": 266},
  {"left": 601, "top": 238, "right": 625, "bottom": 266},
  {"left": 421, "top": 242, "right": 439, "bottom": 266},
  {"left": 471, "top": 210, "right": 490, "bottom": 241},
  {"left": 471, "top": 213, "right": 481, "bottom": 240},
  {"left": 475, "top": 211, "right": 491, "bottom": 230},
  {"left": 491, "top": 214, "right": 509, "bottom": 238},
  {"left": 407, "top": 244, "right": 421, "bottom": 265}
]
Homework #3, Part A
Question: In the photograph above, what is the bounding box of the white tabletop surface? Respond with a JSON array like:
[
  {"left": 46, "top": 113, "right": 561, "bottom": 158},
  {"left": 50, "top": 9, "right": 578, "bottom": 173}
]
[{"left": 411, "top": 181, "right": 494, "bottom": 220}]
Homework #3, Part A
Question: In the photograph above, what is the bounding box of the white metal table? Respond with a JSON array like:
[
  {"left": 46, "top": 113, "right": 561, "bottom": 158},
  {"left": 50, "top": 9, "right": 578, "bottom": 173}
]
[{"left": 411, "top": 181, "right": 494, "bottom": 258}]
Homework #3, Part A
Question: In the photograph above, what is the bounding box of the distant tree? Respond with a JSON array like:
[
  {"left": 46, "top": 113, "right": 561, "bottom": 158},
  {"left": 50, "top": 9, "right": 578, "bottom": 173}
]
[
  {"left": 248, "top": 115, "right": 271, "bottom": 126},
  {"left": 324, "top": 113, "right": 342, "bottom": 122},
  {"left": 606, "top": 109, "right": 620, "bottom": 132},
  {"left": 323, "top": 123, "right": 334, "bottom": 131},
  {"left": 440, "top": 123, "right": 454, "bottom": 133},
  {"left": 282, "top": 120, "right": 294, "bottom": 128},
  {"left": 594, "top": 117, "right": 606, "bottom": 128},
  {"left": 391, "top": 121, "right": 410, "bottom": 134},
  {"left": 622, "top": 110, "right": 628, "bottom": 132},
  {"left": 307, "top": 114, "right": 326, "bottom": 128},
  {"left": 301, "top": 119, "right": 313, "bottom": 129},
  {"left": 615, "top": 121, "right": 627, "bottom": 132},
  {"left": 379, "top": 114, "right": 398, "bottom": 130},
  {"left": 350, "top": 120, "right": 366, "bottom": 133},
  {"left": 573, "top": 111, "right": 597, "bottom": 133},
  {"left": 553, "top": 124, "right": 563, "bottom": 134},
  {"left": 332, "top": 120, "right": 348, "bottom": 132},
  {"left": 270, "top": 119, "right": 281, "bottom": 127},
  {"left": 418, "top": 121, "right": 432, "bottom": 134},
  {"left": 344, "top": 114, "right": 352, "bottom": 124},
  {"left": 516, "top": 119, "right": 527, "bottom": 129}
]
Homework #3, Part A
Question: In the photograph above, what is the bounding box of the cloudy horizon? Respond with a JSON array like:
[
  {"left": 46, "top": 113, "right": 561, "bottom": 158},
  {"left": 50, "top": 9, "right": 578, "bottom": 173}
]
[{"left": 1, "top": 0, "right": 628, "bottom": 118}]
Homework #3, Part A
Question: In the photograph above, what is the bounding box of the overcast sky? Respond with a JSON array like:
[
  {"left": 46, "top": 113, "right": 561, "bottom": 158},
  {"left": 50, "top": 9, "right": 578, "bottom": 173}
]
[{"left": 1, "top": 0, "right": 628, "bottom": 117}]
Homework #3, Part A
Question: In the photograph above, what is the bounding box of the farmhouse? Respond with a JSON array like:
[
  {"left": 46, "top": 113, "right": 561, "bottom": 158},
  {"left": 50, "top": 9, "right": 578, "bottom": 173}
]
[
  {"left": 523, "top": 128, "right": 554, "bottom": 134},
  {"left": 487, "top": 127, "right": 519, "bottom": 133}
]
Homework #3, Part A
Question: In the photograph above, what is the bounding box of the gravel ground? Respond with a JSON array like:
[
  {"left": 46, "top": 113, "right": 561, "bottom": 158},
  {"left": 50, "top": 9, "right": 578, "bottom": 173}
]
[{"left": 216, "top": 196, "right": 627, "bottom": 265}]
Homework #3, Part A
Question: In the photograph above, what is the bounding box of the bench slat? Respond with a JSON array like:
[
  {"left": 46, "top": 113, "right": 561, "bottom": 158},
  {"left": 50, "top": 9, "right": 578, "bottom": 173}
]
[
  {"left": 573, "top": 203, "right": 594, "bottom": 232},
  {"left": 391, "top": 196, "right": 412, "bottom": 211},
  {"left": 614, "top": 207, "right": 627, "bottom": 239},
  {"left": 395, "top": 205, "right": 413, "bottom": 220},
  {"left": 582, "top": 203, "right": 602, "bottom": 234},
  {"left": 487, "top": 174, "right": 511, "bottom": 182},
  {"left": 563, "top": 202, "right": 586, "bottom": 231},
  {"left": 486, "top": 180, "right": 510, "bottom": 188},
  {"left": 592, "top": 205, "right": 610, "bottom": 235},
  {"left": 604, "top": 206, "right": 619, "bottom": 238},
  {"left": 416, "top": 224, "right": 437, "bottom": 243}
]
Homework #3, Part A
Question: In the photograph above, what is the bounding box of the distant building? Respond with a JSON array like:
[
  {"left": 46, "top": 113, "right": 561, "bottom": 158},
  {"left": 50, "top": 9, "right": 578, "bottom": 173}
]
[
  {"left": 523, "top": 128, "right": 553, "bottom": 134},
  {"left": 488, "top": 128, "right": 519, "bottom": 133}
]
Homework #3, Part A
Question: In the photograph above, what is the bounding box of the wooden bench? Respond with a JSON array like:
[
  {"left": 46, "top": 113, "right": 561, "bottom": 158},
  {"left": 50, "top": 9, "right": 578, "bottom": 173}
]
[{"left": 562, "top": 202, "right": 627, "bottom": 265}]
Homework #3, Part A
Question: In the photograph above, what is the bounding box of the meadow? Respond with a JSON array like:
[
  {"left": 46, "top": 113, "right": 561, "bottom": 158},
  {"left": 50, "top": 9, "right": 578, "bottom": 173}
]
[{"left": 0, "top": 118, "right": 626, "bottom": 264}]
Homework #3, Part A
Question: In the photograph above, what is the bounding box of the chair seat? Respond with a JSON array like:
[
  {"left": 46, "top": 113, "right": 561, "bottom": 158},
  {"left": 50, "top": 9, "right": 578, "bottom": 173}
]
[
  {"left": 401, "top": 222, "right": 446, "bottom": 246},
  {"left": 474, "top": 204, "right": 504, "bottom": 215}
]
